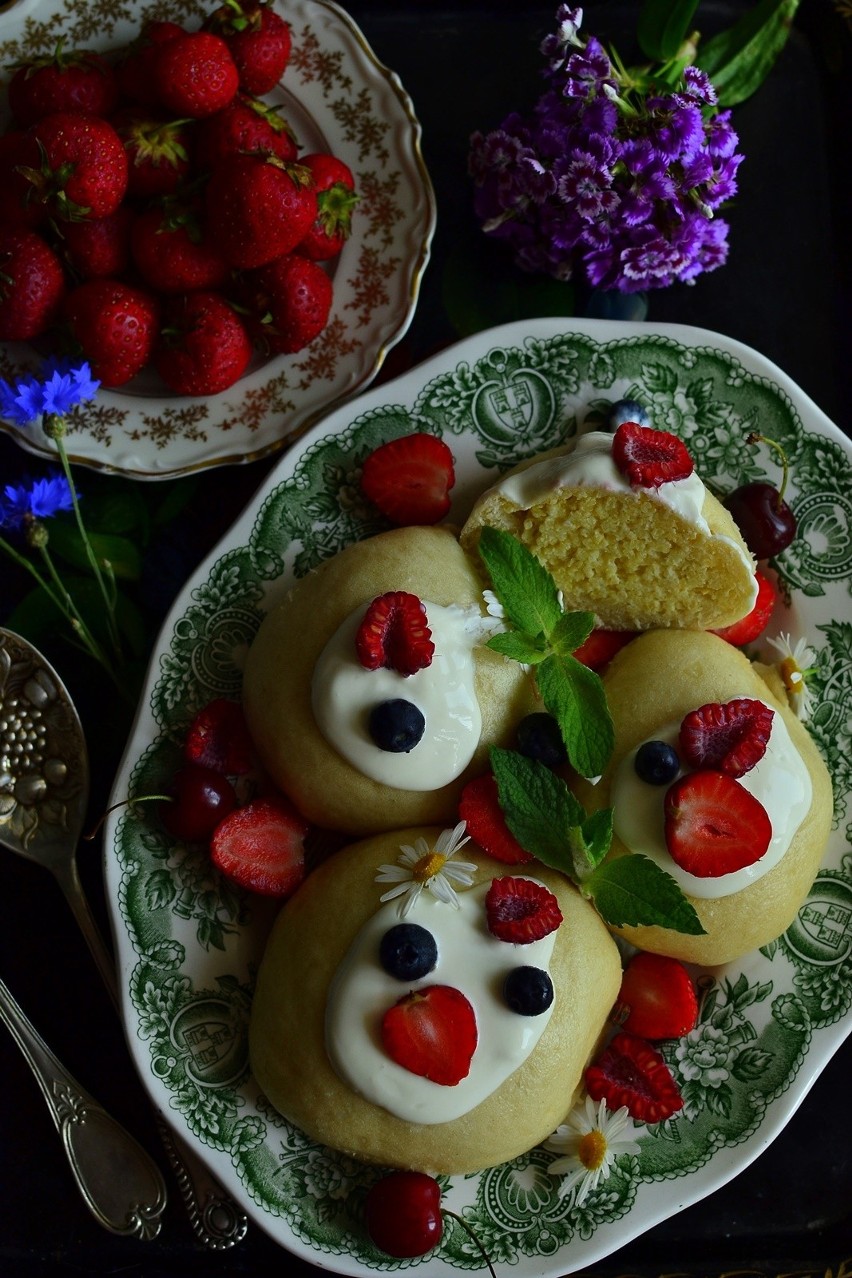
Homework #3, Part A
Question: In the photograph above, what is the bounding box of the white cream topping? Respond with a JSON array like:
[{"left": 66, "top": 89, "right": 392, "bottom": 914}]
[
  {"left": 493, "top": 431, "right": 756, "bottom": 600},
  {"left": 311, "top": 601, "right": 488, "bottom": 791},
  {"left": 612, "top": 702, "right": 812, "bottom": 899},
  {"left": 325, "top": 881, "right": 558, "bottom": 1124}
]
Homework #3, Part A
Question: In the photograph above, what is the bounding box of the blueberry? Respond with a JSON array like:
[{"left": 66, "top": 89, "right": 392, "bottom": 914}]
[
  {"left": 368, "top": 699, "right": 425, "bottom": 753},
  {"left": 608, "top": 398, "right": 651, "bottom": 431},
  {"left": 634, "top": 739, "right": 680, "bottom": 785},
  {"left": 516, "top": 713, "right": 567, "bottom": 767},
  {"left": 503, "top": 966, "right": 554, "bottom": 1016},
  {"left": 379, "top": 923, "right": 438, "bottom": 981}
]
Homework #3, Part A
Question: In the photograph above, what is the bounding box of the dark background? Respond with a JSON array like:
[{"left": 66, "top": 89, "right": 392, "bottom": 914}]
[{"left": 0, "top": 2, "right": 850, "bottom": 1276}]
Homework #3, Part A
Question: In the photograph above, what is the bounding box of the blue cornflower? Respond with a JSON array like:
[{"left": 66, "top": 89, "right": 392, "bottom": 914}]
[
  {"left": 0, "top": 359, "right": 100, "bottom": 427},
  {"left": 1, "top": 473, "right": 76, "bottom": 530}
]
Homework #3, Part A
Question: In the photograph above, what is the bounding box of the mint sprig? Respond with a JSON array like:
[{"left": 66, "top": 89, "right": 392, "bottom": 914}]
[
  {"left": 479, "top": 526, "right": 613, "bottom": 779},
  {"left": 490, "top": 746, "right": 706, "bottom": 937}
]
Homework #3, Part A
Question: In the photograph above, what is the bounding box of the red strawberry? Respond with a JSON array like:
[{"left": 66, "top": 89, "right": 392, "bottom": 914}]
[
  {"left": 360, "top": 434, "right": 456, "bottom": 526},
  {"left": 205, "top": 152, "right": 317, "bottom": 269},
  {"left": 296, "top": 152, "right": 357, "bottom": 261},
  {"left": 27, "top": 112, "right": 128, "bottom": 220},
  {"left": 664, "top": 770, "right": 772, "bottom": 877},
  {"left": 193, "top": 92, "right": 298, "bottom": 170},
  {"left": 0, "top": 131, "right": 47, "bottom": 228},
  {"left": 154, "top": 290, "right": 252, "bottom": 396},
  {"left": 355, "top": 591, "right": 434, "bottom": 676},
  {"left": 614, "top": 952, "right": 699, "bottom": 1040},
  {"left": 115, "top": 21, "right": 186, "bottom": 107},
  {"left": 485, "top": 876, "right": 563, "bottom": 943},
  {"left": 612, "top": 421, "right": 694, "bottom": 488},
  {"left": 60, "top": 206, "right": 133, "bottom": 280},
  {"left": 381, "top": 985, "right": 477, "bottom": 1086},
  {"left": 238, "top": 253, "right": 332, "bottom": 354},
  {"left": 711, "top": 569, "right": 776, "bottom": 646},
  {"left": 0, "top": 226, "right": 65, "bottom": 340},
  {"left": 585, "top": 1031, "right": 683, "bottom": 1123},
  {"left": 458, "top": 773, "right": 534, "bottom": 865},
  {"left": 679, "top": 697, "right": 774, "bottom": 777},
  {"left": 153, "top": 31, "right": 240, "bottom": 119},
  {"left": 572, "top": 628, "right": 636, "bottom": 670},
  {"left": 204, "top": 0, "right": 292, "bottom": 95},
  {"left": 62, "top": 277, "right": 159, "bottom": 386},
  {"left": 210, "top": 795, "right": 309, "bottom": 897},
  {"left": 8, "top": 48, "right": 118, "bottom": 126},
  {"left": 113, "top": 108, "right": 193, "bottom": 200},
  {"left": 184, "top": 698, "right": 254, "bottom": 775},
  {"left": 130, "top": 203, "right": 228, "bottom": 295}
]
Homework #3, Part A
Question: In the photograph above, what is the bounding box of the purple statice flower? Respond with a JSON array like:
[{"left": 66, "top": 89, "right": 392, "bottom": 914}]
[
  {"left": 1, "top": 473, "right": 76, "bottom": 531},
  {"left": 468, "top": 6, "right": 743, "bottom": 293},
  {"left": 0, "top": 358, "right": 100, "bottom": 427}
]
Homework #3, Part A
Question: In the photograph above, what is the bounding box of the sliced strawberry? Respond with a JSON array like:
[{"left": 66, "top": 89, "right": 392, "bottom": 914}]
[
  {"left": 485, "top": 876, "right": 563, "bottom": 943},
  {"left": 209, "top": 795, "right": 309, "bottom": 897},
  {"left": 664, "top": 770, "right": 772, "bottom": 877},
  {"left": 459, "top": 773, "right": 534, "bottom": 865},
  {"left": 585, "top": 1031, "right": 683, "bottom": 1123},
  {"left": 711, "top": 569, "right": 777, "bottom": 646},
  {"left": 572, "top": 628, "right": 637, "bottom": 670},
  {"left": 360, "top": 434, "right": 455, "bottom": 526},
  {"left": 184, "top": 698, "right": 254, "bottom": 775},
  {"left": 381, "top": 985, "right": 477, "bottom": 1086},
  {"left": 614, "top": 952, "right": 699, "bottom": 1040},
  {"left": 612, "top": 421, "right": 693, "bottom": 488},
  {"left": 679, "top": 697, "right": 774, "bottom": 777},
  {"left": 355, "top": 592, "right": 434, "bottom": 677}
]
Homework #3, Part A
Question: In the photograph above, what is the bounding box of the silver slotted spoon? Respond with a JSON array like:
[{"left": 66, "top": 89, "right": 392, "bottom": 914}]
[{"left": 0, "top": 627, "right": 248, "bottom": 1250}]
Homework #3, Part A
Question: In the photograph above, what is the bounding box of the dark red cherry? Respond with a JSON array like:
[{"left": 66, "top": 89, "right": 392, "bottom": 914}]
[
  {"left": 160, "top": 764, "right": 237, "bottom": 842},
  {"left": 365, "top": 1171, "right": 443, "bottom": 1258},
  {"left": 723, "top": 481, "right": 797, "bottom": 559}
]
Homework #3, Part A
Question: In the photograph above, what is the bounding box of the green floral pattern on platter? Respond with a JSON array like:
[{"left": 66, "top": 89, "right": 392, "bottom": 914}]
[
  {"left": 108, "top": 321, "right": 852, "bottom": 1275},
  {"left": 0, "top": 0, "right": 434, "bottom": 478}
]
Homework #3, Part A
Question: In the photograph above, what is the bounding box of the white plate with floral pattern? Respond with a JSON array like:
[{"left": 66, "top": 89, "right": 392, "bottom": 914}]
[
  {"left": 105, "top": 317, "right": 852, "bottom": 1273},
  {"left": 0, "top": 0, "right": 435, "bottom": 479}
]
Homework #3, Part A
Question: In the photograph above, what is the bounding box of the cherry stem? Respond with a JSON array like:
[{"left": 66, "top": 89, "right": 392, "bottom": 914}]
[
  {"left": 746, "top": 432, "right": 790, "bottom": 507},
  {"left": 444, "top": 1210, "right": 498, "bottom": 1278},
  {"left": 84, "top": 793, "right": 171, "bottom": 842}
]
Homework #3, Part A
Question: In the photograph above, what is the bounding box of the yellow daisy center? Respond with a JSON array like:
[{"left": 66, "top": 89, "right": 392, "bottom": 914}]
[
  {"left": 412, "top": 851, "right": 447, "bottom": 882},
  {"left": 578, "top": 1130, "right": 608, "bottom": 1171},
  {"left": 779, "top": 655, "right": 804, "bottom": 692}
]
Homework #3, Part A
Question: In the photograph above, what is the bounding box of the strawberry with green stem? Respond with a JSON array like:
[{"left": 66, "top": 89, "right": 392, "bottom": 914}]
[
  {"left": 25, "top": 112, "right": 129, "bottom": 221},
  {"left": 113, "top": 107, "right": 193, "bottom": 200},
  {"left": 205, "top": 151, "right": 317, "bottom": 268},
  {"left": 154, "top": 290, "right": 252, "bottom": 396},
  {"left": 204, "top": 0, "right": 292, "bottom": 96},
  {"left": 8, "top": 42, "right": 118, "bottom": 125},
  {"left": 296, "top": 152, "right": 358, "bottom": 261}
]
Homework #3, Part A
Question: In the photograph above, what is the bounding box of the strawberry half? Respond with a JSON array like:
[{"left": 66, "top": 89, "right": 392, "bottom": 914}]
[
  {"left": 355, "top": 592, "right": 434, "bottom": 676},
  {"left": 612, "top": 421, "right": 694, "bottom": 488},
  {"left": 210, "top": 795, "right": 309, "bottom": 896},
  {"left": 711, "top": 569, "right": 776, "bottom": 646},
  {"left": 585, "top": 1031, "right": 683, "bottom": 1123},
  {"left": 458, "top": 773, "right": 534, "bottom": 865},
  {"left": 572, "top": 628, "right": 637, "bottom": 670},
  {"left": 485, "top": 876, "right": 563, "bottom": 943},
  {"left": 382, "top": 985, "right": 478, "bottom": 1086},
  {"left": 184, "top": 698, "right": 254, "bottom": 775},
  {"left": 679, "top": 697, "right": 774, "bottom": 777},
  {"left": 360, "top": 434, "right": 455, "bottom": 526},
  {"left": 664, "top": 770, "right": 772, "bottom": 877},
  {"left": 614, "top": 952, "right": 699, "bottom": 1040}
]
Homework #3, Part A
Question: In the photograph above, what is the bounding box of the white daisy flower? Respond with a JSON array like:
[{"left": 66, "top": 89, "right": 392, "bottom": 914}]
[
  {"left": 766, "top": 632, "right": 817, "bottom": 721},
  {"left": 375, "top": 821, "right": 477, "bottom": 917},
  {"left": 545, "top": 1096, "right": 642, "bottom": 1205}
]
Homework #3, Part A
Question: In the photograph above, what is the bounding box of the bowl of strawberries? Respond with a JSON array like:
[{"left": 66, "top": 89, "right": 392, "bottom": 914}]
[{"left": 0, "top": 0, "right": 436, "bottom": 477}]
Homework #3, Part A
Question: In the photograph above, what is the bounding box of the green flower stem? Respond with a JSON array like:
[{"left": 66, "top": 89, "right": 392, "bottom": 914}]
[{"left": 34, "top": 541, "right": 114, "bottom": 673}]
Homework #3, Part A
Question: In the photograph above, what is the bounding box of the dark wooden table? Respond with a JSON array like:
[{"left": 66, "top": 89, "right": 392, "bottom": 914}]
[{"left": 1, "top": 3, "right": 850, "bottom": 1276}]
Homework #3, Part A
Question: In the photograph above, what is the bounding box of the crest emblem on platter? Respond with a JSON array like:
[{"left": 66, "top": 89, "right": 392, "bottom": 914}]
[{"left": 472, "top": 366, "right": 555, "bottom": 447}]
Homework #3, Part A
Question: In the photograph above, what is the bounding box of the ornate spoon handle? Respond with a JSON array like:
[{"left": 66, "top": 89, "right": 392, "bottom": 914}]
[{"left": 0, "top": 976, "right": 167, "bottom": 1239}]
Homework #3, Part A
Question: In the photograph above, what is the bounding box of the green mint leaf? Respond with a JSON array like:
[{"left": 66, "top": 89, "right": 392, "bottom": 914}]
[
  {"left": 486, "top": 630, "right": 548, "bottom": 665},
  {"left": 696, "top": 0, "right": 800, "bottom": 106},
  {"left": 580, "top": 807, "right": 613, "bottom": 872},
  {"left": 536, "top": 652, "right": 614, "bottom": 779},
  {"left": 478, "top": 526, "right": 562, "bottom": 638},
  {"left": 582, "top": 854, "right": 706, "bottom": 935},
  {"left": 549, "top": 610, "right": 595, "bottom": 658},
  {"left": 490, "top": 747, "right": 584, "bottom": 875},
  {"left": 637, "top": 0, "right": 700, "bottom": 61}
]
